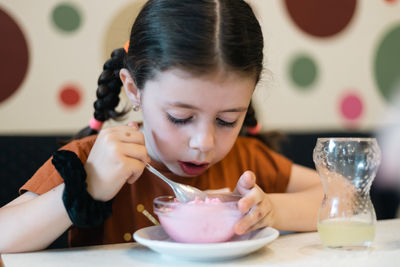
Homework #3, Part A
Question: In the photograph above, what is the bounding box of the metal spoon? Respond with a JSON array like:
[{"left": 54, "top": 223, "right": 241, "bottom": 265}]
[{"left": 145, "top": 163, "right": 207, "bottom": 203}]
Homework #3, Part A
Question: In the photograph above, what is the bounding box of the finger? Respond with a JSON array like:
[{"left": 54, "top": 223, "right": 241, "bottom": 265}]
[
  {"left": 102, "top": 126, "right": 145, "bottom": 144},
  {"left": 126, "top": 166, "right": 145, "bottom": 184},
  {"left": 122, "top": 159, "right": 146, "bottom": 184},
  {"left": 107, "top": 126, "right": 150, "bottom": 162},
  {"left": 102, "top": 125, "right": 136, "bottom": 133},
  {"left": 119, "top": 130, "right": 145, "bottom": 144},
  {"left": 104, "top": 124, "right": 140, "bottom": 135},
  {"left": 240, "top": 216, "right": 270, "bottom": 234},
  {"left": 235, "top": 203, "right": 271, "bottom": 235},
  {"left": 244, "top": 202, "right": 274, "bottom": 233},
  {"left": 235, "top": 196, "right": 273, "bottom": 234},
  {"left": 118, "top": 143, "right": 149, "bottom": 163},
  {"left": 235, "top": 206, "right": 264, "bottom": 235},
  {"left": 233, "top": 171, "right": 256, "bottom": 195},
  {"left": 237, "top": 185, "right": 264, "bottom": 213}
]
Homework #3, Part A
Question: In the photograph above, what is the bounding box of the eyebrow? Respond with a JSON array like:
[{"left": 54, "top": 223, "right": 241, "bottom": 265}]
[{"left": 167, "top": 102, "right": 248, "bottom": 113}]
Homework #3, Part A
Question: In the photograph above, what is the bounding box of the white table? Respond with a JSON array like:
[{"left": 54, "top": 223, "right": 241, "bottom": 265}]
[{"left": 1, "top": 219, "right": 400, "bottom": 267}]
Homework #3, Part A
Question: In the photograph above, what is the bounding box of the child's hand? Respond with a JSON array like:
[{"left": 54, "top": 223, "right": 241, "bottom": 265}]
[
  {"left": 84, "top": 122, "right": 150, "bottom": 201},
  {"left": 233, "top": 171, "right": 275, "bottom": 235}
]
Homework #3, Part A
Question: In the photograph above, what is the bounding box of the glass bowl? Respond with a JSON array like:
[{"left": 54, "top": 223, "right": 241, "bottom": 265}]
[{"left": 153, "top": 193, "right": 243, "bottom": 243}]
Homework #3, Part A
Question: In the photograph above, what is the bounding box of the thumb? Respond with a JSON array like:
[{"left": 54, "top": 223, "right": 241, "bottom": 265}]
[{"left": 233, "top": 170, "right": 256, "bottom": 196}]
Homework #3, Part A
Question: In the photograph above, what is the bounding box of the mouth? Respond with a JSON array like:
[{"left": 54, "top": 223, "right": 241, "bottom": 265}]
[{"left": 178, "top": 161, "right": 210, "bottom": 176}]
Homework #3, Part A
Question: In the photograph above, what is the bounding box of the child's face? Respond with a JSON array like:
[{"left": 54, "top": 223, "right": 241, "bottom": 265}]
[{"left": 140, "top": 69, "right": 255, "bottom": 177}]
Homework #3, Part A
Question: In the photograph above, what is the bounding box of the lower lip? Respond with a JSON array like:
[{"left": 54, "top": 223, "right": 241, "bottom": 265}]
[{"left": 178, "top": 161, "right": 209, "bottom": 176}]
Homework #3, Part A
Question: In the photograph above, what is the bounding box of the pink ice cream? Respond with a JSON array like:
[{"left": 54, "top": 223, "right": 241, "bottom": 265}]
[{"left": 154, "top": 196, "right": 243, "bottom": 243}]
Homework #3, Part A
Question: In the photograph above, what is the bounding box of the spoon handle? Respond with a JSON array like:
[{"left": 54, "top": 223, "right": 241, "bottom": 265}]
[
  {"left": 145, "top": 163, "right": 207, "bottom": 202},
  {"left": 145, "top": 163, "right": 176, "bottom": 188}
]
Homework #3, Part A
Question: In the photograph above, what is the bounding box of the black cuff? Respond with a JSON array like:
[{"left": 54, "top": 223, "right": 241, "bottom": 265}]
[{"left": 52, "top": 150, "right": 113, "bottom": 228}]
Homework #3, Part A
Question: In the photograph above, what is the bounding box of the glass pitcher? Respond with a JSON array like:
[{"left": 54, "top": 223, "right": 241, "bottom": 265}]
[{"left": 313, "top": 137, "right": 381, "bottom": 248}]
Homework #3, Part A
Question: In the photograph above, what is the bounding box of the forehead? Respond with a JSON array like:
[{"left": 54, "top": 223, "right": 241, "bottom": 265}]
[{"left": 142, "top": 68, "right": 255, "bottom": 108}]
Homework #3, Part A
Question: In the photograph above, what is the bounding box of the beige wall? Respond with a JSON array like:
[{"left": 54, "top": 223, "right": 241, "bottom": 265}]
[{"left": 0, "top": 0, "right": 399, "bottom": 134}]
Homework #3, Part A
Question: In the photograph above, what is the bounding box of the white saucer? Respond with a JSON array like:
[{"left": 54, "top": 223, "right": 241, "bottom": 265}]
[{"left": 133, "top": 225, "right": 279, "bottom": 261}]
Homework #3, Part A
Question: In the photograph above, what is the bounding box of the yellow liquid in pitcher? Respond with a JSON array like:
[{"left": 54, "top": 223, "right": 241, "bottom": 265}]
[{"left": 318, "top": 219, "right": 375, "bottom": 248}]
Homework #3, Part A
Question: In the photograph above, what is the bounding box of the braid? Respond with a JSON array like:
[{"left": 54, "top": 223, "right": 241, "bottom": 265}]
[
  {"left": 64, "top": 48, "right": 129, "bottom": 143},
  {"left": 94, "top": 48, "right": 128, "bottom": 122}
]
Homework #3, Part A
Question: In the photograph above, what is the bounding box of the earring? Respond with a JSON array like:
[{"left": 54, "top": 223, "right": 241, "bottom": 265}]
[{"left": 133, "top": 105, "right": 140, "bottom": 112}]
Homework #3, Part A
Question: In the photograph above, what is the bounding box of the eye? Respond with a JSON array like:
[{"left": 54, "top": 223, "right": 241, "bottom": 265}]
[
  {"left": 167, "top": 114, "right": 193, "bottom": 125},
  {"left": 216, "top": 118, "right": 237, "bottom": 128}
]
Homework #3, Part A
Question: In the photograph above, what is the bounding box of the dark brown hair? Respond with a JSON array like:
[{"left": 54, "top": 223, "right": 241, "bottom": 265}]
[{"left": 74, "top": 0, "right": 265, "bottom": 142}]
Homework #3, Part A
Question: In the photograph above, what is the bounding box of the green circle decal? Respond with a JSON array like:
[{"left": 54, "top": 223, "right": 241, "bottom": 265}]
[
  {"left": 52, "top": 3, "right": 82, "bottom": 33},
  {"left": 374, "top": 24, "right": 400, "bottom": 102},
  {"left": 289, "top": 54, "right": 318, "bottom": 88}
]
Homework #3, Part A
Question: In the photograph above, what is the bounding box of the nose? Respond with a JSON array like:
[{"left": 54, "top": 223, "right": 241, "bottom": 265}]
[{"left": 189, "top": 125, "right": 215, "bottom": 152}]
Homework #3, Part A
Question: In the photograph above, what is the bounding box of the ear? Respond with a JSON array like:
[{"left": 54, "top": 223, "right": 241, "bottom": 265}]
[{"left": 120, "top": 68, "right": 141, "bottom": 106}]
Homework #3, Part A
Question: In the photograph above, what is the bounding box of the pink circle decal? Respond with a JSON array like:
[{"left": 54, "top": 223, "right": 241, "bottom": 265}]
[
  {"left": 59, "top": 84, "right": 82, "bottom": 107},
  {"left": 340, "top": 92, "right": 363, "bottom": 120}
]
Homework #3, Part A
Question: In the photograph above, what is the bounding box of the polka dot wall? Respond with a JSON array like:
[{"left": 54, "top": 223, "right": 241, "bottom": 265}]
[
  {"left": 0, "top": 0, "right": 399, "bottom": 134},
  {"left": 251, "top": 0, "right": 400, "bottom": 131}
]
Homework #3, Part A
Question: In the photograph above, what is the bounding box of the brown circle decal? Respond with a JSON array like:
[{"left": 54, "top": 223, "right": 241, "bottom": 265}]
[
  {"left": 284, "top": 0, "right": 357, "bottom": 38},
  {"left": 0, "top": 8, "right": 29, "bottom": 103}
]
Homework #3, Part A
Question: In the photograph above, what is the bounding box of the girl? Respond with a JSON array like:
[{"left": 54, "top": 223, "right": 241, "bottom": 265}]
[{"left": 0, "top": 0, "right": 323, "bottom": 252}]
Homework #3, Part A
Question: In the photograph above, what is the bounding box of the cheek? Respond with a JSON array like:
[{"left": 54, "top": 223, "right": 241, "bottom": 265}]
[
  {"left": 142, "top": 107, "right": 171, "bottom": 139},
  {"left": 154, "top": 129, "right": 181, "bottom": 150},
  {"left": 214, "top": 130, "right": 241, "bottom": 160},
  {"left": 145, "top": 117, "right": 185, "bottom": 157}
]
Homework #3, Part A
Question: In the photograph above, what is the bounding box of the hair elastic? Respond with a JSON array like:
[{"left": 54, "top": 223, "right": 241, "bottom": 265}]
[
  {"left": 52, "top": 150, "right": 113, "bottom": 227},
  {"left": 124, "top": 41, "right": 130, "bottom": 53},
  {"left": 247, "top": 122, "right": 261, "bottom": 135},
  {"left": 89, "top": 117, "right": 104, "bottom": 131}
]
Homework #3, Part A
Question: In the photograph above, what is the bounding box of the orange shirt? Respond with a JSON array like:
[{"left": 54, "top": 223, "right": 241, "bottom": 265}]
[{"left": 20, "top": 135, "right": 292, "bottom": 247}]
